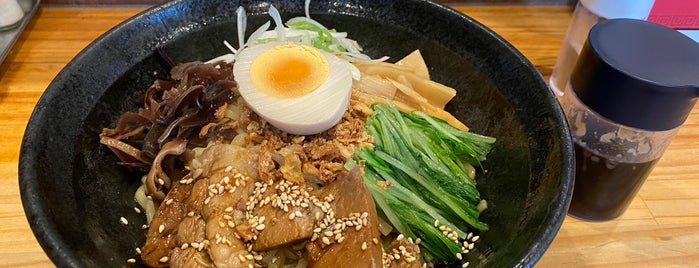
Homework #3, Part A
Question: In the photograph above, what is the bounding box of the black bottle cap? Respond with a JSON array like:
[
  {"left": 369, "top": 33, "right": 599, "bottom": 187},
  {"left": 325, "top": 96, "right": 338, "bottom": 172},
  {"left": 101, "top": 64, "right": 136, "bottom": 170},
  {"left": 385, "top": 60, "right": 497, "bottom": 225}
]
[{"left": 570, "top": 19, "right": 699, "bottom": 131}]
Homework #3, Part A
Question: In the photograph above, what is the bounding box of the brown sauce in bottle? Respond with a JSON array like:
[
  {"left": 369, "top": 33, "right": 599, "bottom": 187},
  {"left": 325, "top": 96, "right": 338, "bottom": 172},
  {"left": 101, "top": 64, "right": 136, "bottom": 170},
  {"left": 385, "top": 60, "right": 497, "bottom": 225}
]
[{"left": 568, "top": 143, "right": 660, "bottom": 221}]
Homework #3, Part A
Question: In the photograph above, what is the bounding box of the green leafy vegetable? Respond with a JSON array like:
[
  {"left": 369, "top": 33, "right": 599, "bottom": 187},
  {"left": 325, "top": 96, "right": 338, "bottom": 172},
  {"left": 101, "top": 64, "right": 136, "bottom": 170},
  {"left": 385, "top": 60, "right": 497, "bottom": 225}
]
[
  {"left": 355, "top": 102, "right": 495, "bottom": 262},
  {"left": 284, "top": 19, "right": 344, "bottom": 53},
  {"left": 285, "top": 19, "right": 325, "bottom": 32}
]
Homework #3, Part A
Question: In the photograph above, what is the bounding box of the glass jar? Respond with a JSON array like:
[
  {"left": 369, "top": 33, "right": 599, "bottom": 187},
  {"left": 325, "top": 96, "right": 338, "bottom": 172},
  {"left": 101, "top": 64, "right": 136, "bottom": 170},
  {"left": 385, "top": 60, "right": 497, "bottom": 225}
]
[
  {"left": 564, "top": 19, "right": 699, "bottom": 221},
  {"left": 549, "top": 0, "right": 656, "bottom": 97},
  {"left": 562, "top": 85, "right": 679, "bottom": 221}
]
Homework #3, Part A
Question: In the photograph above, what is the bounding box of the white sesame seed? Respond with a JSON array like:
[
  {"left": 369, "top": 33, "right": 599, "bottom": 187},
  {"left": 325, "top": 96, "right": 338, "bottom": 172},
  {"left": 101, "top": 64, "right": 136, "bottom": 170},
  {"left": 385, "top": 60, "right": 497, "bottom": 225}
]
[
  {"left": 127, "top": 258, "right": 136, "bottom": 264},
  {"left": 462, "top": 262, "right": 470, "bottom": 267},
  {"left": 472, "top": 235, "right": 480, "bottom": 242},
  {"left": 133, "top": 207, "right": 141, "bottom": 214},
  {"left": 322, "top": 237, "right": 331, "bottom": 245},
  {"left": 165, "top": 199, "right": 174, "bottom": 205},
  {"left": 158, "top": 224, "right": 165, "bottom": 233},
  {"left": 141, "top": 224, "right": 148, "bottom": 229},
  {"left": 256, "top": 224, "right": 266, "bottom": 231},
  {"left": 456, "top": 253, "right": 463, "bottom": 260},
  {"left": 159, "top": 256, "right": 169, "bottom": 263},
  {"left": 158, "top": 178, "right": 165, "bottom": 186},
  {"left": 289, "top": 213, "right": 296, "bottom": 220},
  {"left": 361, "top": 242, "right": 367, "bottom": 250},
  {"left": 135, "top": 247, "right": 141, "bottom": 254},
  {"left": 120, "top": 217, "right": 128, "bottom": 225}
]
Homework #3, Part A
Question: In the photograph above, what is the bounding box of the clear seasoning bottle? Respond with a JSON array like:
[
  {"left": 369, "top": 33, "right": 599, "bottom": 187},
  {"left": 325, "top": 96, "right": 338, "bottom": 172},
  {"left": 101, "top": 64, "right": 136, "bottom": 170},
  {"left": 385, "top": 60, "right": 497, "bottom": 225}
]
[
  {"left": 549, "top": 0, "right": 655, "bottom": 97},
  {"left": 562, "top": 19, "right": 699, "bottom": 221}
]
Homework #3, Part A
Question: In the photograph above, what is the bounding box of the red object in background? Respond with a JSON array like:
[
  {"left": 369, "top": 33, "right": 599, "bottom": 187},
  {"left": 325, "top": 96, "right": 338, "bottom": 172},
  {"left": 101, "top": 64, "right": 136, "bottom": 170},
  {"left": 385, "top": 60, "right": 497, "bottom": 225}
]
[{"left": 647, "top": 0, "right": 699, "bottom": 30}]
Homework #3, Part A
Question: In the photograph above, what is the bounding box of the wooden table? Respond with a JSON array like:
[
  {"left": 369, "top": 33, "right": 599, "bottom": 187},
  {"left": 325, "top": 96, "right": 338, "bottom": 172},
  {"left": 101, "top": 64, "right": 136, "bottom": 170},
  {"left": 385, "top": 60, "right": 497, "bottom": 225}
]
[{"left": 1, "top": 5, "right": 698, "bottom": 267}]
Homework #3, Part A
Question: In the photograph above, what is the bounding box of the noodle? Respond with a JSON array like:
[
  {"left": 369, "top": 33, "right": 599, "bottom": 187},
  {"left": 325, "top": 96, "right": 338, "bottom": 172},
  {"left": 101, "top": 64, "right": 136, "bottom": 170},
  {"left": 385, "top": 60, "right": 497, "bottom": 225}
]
[{"left": 135, "top": 176, "right": 156, "bottom": 223}]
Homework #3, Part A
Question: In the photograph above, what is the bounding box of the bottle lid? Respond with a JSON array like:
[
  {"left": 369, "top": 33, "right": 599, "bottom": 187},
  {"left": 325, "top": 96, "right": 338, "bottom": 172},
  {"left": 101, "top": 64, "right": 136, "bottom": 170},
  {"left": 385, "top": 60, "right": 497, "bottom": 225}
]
[
  {"left": 580, "top": 0, "right": 655, "bottom": 19},
  {"left": 570, "top": 19, "right": 699, "bottom": 131}
]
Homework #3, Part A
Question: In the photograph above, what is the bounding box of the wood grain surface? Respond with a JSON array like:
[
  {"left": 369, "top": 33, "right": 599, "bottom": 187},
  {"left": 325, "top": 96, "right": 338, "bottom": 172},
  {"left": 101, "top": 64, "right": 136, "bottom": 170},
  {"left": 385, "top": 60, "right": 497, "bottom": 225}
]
[{"left": 1, "top": 5, "right": 698, "bottom": 267}]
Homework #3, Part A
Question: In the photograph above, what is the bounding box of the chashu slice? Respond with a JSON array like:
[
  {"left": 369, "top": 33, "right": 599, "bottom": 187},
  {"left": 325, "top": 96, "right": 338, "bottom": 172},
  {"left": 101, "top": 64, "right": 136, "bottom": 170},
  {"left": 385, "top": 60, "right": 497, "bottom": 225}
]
[{"left": 306, "top": 165, "right": 383, "bottom": 268}]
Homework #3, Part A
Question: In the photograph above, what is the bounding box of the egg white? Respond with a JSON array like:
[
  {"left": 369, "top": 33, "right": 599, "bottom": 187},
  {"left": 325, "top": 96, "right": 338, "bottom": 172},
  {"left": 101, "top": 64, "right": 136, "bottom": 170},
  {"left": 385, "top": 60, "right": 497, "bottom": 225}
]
[{"left": 233, "top": 41, "right": 353, "bottom": 135}]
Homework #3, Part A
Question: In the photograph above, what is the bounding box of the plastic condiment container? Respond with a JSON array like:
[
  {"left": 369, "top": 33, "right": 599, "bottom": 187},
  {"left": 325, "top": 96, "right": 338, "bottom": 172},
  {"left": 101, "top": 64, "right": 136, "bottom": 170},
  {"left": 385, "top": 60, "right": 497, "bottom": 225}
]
[
  {"left": 549, "top": 0, "right": 655, "bottom": 96},
  {"left": 562, "top": 19, "right": 699, "bottom": 221}
]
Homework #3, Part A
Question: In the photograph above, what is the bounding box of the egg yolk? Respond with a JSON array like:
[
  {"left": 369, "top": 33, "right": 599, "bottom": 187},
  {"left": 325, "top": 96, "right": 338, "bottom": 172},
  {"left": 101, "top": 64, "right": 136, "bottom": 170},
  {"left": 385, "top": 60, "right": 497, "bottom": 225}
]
[{"left": 249, "top": 44, "right": 329, "bottom": 98}]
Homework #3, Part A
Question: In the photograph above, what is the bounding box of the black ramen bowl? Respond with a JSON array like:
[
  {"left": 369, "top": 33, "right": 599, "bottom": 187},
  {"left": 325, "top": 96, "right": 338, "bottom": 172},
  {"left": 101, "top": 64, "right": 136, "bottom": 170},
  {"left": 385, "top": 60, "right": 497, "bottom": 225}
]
[{"left": 19, "top": 0, "right": 574, "bottom": 267}]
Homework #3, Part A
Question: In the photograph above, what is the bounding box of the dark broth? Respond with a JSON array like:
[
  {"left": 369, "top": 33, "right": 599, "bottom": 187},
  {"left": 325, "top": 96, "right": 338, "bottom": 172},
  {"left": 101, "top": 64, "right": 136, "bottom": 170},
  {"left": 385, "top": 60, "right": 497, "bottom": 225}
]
[{"left": 568, "top": 143, "right": 659, "bottom": 221}]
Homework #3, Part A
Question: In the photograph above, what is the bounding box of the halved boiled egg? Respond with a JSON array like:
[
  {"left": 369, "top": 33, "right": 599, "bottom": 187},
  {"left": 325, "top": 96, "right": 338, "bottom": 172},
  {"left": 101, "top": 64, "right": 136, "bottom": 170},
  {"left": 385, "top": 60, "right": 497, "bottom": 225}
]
[{"left": 233, "top": 42, "right": 352, "bottom": 135}]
